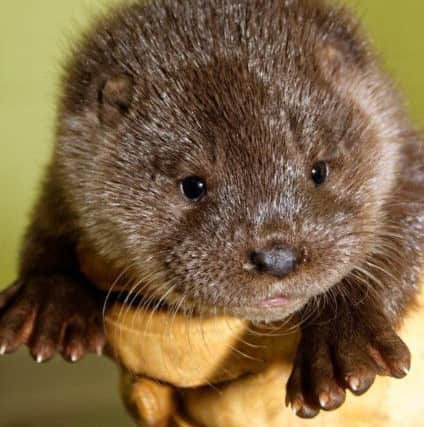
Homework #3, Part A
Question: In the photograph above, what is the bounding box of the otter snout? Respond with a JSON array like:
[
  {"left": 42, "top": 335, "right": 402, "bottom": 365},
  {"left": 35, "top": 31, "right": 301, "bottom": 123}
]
[{"left": 250, "top": 247, "right": 298, "bottom": 278}]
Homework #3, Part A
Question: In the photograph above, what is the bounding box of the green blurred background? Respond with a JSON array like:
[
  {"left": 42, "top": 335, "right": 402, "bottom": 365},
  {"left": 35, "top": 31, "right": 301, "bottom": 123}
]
[{"left": 0, "top": 1, "right": 423, "bottom": 426}]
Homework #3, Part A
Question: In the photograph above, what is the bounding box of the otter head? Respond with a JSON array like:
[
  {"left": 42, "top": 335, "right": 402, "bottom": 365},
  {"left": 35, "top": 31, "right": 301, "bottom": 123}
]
[{"left": 58, "top": 0, "right": 401, "bottom": 323}]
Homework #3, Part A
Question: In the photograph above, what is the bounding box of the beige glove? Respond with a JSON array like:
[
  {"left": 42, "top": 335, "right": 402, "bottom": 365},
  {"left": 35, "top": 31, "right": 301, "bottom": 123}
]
[{"left": 79, "top": 245, "right": 424, "bottom": 427}]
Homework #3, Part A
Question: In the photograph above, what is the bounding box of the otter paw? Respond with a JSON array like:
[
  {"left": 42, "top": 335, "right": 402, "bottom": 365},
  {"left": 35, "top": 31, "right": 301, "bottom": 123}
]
[
  {"left": 286, "top": 322, "right": 410, "bottom": 418},
  {"left": 0, "top": 276, "right": 106, "bottom": 363}
]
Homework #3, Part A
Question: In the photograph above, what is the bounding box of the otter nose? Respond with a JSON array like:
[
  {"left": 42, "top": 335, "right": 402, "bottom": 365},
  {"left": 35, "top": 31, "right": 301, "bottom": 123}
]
[{"left": 250, "top": 247, "right": 297, "bottom": 278}]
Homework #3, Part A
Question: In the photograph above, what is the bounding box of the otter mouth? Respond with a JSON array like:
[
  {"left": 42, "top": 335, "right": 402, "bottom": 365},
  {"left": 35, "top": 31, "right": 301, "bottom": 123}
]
[
  {"left": 108, "top": 288, "right": 306, "bottom": 325},
  {"left": 103, "top": 274, "right": 308, "bottom": 321}
]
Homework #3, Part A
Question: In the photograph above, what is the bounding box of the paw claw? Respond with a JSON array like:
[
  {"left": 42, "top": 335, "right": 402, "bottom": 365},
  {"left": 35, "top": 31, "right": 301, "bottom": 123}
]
[
  {"left": 344, "top": 373, "right": 375, "bottom": 396},
  {"left": 31, "top": 344, "right": 55, "bottom": 363},
  {"left": 36, "top": 354, "right": 45, "bottom": 364},
  {"left": 346, "top": 375, "right": 360, "bottom": 392},
  {"left": 290, "top": 398, "right": 303, "bottom": 414},
  {"left": 390, "top": 361, "right": 410, "bottom": 379},
  {"left": 96, "top": 345, "right": 104, "bottom": 357},
  {"left": 0, "top": 341, "right": 8, "bottom": 355},
  {"left": 317, "top": 388, "right": 345, "bottom": 411},
  {"left": 369, "top": 333, "right": 411, "bottom": 379},
  {"left": 296, "top": 405, "right": 319, "bottom": 419},
  {"left": 318, "top": 392, "right": 330, "bottom": 409},
  {"left": 65, "top": 341, "right": 86, "bottom": 363}
]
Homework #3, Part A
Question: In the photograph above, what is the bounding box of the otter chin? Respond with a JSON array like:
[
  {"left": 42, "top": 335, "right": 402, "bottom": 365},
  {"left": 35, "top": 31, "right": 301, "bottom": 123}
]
[{"left": 231, "top": 297, "right": 307, "bottom": 325}]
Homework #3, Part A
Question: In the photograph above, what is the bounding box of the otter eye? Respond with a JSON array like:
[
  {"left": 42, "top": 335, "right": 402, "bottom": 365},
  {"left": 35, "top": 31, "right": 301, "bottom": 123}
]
[
  {"left": 180, "top": 176, "right": 207, "bottom": 201},
  {"left": 311, "top": 161, "right": 329, "bottom": 185}
]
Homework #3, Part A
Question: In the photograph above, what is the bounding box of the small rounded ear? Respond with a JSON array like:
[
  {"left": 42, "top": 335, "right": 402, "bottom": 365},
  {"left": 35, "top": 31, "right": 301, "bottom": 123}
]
[
  {"left": 318, "top": 45, "right": 345, "bottom": 79},
  {"left": 98, "top": 73, "right": 134, "bottom": 125},
  {"left": 316, "top": 38, "right": 369, "bottom": 82}
]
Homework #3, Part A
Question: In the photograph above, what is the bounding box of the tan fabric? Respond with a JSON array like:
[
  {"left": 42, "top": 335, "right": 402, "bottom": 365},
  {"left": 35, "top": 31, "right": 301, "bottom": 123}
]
[
  {"left": 115, "top": 286, "right": 424, "bottom": 427},
  {"left": 106, "top": 307, "right": 298, "bottom": 388}
]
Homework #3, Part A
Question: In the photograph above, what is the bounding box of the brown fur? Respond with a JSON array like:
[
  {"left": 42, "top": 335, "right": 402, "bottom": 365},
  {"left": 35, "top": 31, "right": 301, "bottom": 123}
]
[{"left": 1, "top": 0, "right": 423, "bottom": 419}]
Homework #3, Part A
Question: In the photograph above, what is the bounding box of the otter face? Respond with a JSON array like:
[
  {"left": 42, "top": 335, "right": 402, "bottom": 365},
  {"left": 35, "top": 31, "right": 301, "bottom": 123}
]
[
  {"left": 144, "top": 74, "right": 384, "bottom": 323},
  {"left": 58, "top": 0, "right": 399, "bottom": 323}
]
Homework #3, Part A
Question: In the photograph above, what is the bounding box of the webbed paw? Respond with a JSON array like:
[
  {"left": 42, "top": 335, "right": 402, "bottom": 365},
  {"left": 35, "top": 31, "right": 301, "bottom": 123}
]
[
  {"left": 286, "top": 312, "right": 410, "bottom": 418},
  {"left": 0, "top": 276, "right": 106, "bottom": 363}
]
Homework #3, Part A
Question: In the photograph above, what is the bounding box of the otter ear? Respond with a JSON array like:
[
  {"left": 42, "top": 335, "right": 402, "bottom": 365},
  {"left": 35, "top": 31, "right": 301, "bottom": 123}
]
[
  {"left": 316, "top": 38, "right": 368, "bottom": 81},
  {"left": 98, "top": 74, "right": 134, "bottom": 125},
  {"left": 317, "top": 45, "right": 345, "bottom": 79}
]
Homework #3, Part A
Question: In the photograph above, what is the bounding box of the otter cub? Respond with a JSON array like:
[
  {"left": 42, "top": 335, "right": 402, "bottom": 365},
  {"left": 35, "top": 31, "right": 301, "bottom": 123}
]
[{"left": 1, "top": 0, "right": 423, "bottom": 418}]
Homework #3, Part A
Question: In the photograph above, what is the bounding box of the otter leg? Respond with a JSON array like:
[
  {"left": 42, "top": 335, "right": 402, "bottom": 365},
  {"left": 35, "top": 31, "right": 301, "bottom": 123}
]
[
  {"left": 0, "top": 173, "right": 106, "bottom": 362},
  {"left": 0, "top": 275, "right": 105, "bottom": 362},
  {"left": 285, "top": 295, "right": 411, "bottom": 418}
]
